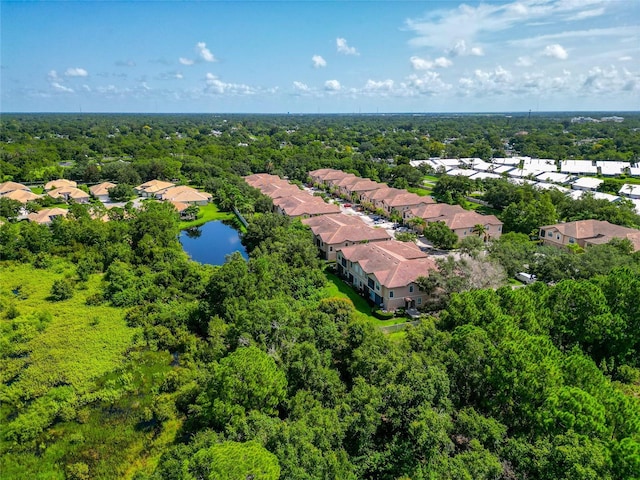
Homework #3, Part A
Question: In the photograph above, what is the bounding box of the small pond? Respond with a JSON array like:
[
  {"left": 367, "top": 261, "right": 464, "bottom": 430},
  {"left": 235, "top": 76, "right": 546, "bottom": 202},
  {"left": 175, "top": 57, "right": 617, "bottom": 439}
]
[{"left": 179, "top": 221, "right": 248, "bottom": 265}]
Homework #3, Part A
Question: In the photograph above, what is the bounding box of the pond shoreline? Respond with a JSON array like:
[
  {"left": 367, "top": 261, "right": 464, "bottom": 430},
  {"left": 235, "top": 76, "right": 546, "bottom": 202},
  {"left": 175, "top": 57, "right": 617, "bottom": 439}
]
[{"left": 179, "top": 220, "right": 248, "bottom": 265}]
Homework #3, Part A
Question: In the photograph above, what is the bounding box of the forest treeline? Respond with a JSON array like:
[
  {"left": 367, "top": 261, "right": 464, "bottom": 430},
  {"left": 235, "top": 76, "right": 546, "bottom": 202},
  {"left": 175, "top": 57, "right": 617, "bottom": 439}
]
[
  {"left": 1, "top": 114, "right": 639, "bottom": 479},
  {"left": 1, "top": 113, "right": 640, "bottom": 186},
  {"left": 1, "top": 204, "right": 639, "bottom": 479}
]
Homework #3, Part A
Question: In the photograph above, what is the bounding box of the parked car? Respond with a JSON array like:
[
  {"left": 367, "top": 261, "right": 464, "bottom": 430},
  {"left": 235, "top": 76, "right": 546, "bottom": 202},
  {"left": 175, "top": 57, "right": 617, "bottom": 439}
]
[{"left": 515, "top": 272, "right": 536, "bottom": 284}]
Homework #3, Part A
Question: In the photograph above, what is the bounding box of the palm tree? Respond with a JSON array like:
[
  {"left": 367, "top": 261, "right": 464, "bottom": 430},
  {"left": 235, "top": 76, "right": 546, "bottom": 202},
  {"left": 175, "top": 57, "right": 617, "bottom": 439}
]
[{"left": 472, "top": 223, "right": 488, "bottom": 242}]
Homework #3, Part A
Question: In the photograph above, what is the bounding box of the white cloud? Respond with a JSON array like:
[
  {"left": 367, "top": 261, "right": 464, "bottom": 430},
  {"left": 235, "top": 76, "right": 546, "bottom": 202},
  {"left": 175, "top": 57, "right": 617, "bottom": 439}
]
[
  {"left": 619, "top": 56, "right": 632, "bottom": 62},
  {"left": 179, "top": 57, "right": 194, "bottom": 66},
  {"left": 405, "top": 0, "right": 611, "bottom": 50},
  {"left": 175, "top": 72, "right": 184, "bottom": 80},
  {"left": 362, "top": 79, "right": 394, "bottom": 95},
  {"left": 447, "top": 40, "right": 484, "bottom": 57},
  {"left": 410, "top": 56, "right": 453, "bottom": 71},
  {"left": 51, "top": 82, "right": 74, "bottom": 93},
  {"left": 400, "top": 71, "right": 452, "bottom": 96},
  {"left": 82, "top": 84, "right": 91, "bottom": 92},
  {"left": 115, "top": 60, "right": 136, "bottom": 67},
  {"left": 459, "top": 66, "right": 516, "bottom": 96},
  {"left": 48, "top": 70, "right": 59, "bottom": 81},
  {"left": 434, "top": 57, "right": 453, "bottom": 68},
  {"left": 336, "top": 38, "right": 359, "bottom": 55},
  {"left": 65, "top": 67, "right": 88, "bottom": 77},
  {"left": 324, "top": 79, "right": 341, "bottom": 91},
  {"left": 543, "top": 44, "right": 569, "bottom": 60},
  {"left": 569, "top": 8, "right": 605, "bottom": 21},
  {"left": 581, "top": 66, "right": 639, "bottom": 94},
  {"left": 293, "top": 81, "right": 310, "bottom": 92},
  {"left": 516, "top": 56, "right": 534, "bottom": 67},
  {"left": 410, "top": 56, "right": 434, "bottom": 71},
  {"left": 196, "top": 42, "right": 216, "bottom": 62},
  {"left": 511, "top": 26, "right": 637, "bottom": 48},
  {"left": 205, "top": 73, "right": 256, "bottom": 95},
  {"left": 312, "top": 55, "right": 327, "bottom": 68}
]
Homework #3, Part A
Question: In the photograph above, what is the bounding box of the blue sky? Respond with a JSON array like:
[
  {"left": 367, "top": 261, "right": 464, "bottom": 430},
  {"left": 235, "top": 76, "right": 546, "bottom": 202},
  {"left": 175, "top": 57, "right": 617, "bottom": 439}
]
[{"left": 1, "top": 0, "right": 638, "bottom": 113}]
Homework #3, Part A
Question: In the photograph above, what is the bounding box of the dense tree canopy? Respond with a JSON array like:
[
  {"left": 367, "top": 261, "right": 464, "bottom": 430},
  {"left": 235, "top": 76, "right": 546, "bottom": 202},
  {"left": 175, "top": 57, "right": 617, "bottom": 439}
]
[{"left": 1, "top": 113, "right": 639, "bottom": 480}]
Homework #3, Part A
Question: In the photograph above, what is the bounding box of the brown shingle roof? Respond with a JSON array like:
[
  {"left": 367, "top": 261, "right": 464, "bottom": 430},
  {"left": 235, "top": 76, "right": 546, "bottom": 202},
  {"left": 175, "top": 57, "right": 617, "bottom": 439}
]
[
  {"left": 0, "top": 181, "right": 30, "bottom": 195},
  {"left": 346, "top": 179, "right": 386, "bottom": 193},
  {"left": 302, "top": 214, "right": 391, "bottom": 244},
  {"left": 135, "top": 180, "right": 175, "bottom": 194},
  {"left": 258, "top": 183, "right": 303, "bottom": 199},
  {"left": 541, "top": 219, "right": 640, "bottom": 251},
  {"left": 27, "top": 207, "right": 68, "bottom": 224},
  {"left": 2, "top": 189, "right": 40, "bottom": 203},
  {"left": 244, "top": 173, "right": 284, "bottom": 188},
  {"left": 316, "top": 170, "right": 352, "bottom": 182},
  {"left": 331, "top": 174, "right": 360, "bottom": 188},
  {"left": 444, "top": 211, "right": 502, "bottom": 230},
  {"left": 410, "top": 203, "right": 466, "bottom": 220},
  {"left": 273, "top": 194, "right": 340, "bottom": 217},
  {"left": 158, "top": 186, "right": 212, "bottom": 203},
  {"left": 383, "top": 192, "right": 435, "bottom": 208},
  {"left": 47, "top": 186, "right": 90, "bottom": 200},
  {"left": 363, "top": 187, "right": 401, "bottom": 202},
  {"left": 89, "top": 182, "right": 117, "bottom": 196},
  {"left": 45, "top": 179, "right": 77, "bottom": 190},
  {"left": 339, "top": 241, "right": 437, "bottom": 288}
]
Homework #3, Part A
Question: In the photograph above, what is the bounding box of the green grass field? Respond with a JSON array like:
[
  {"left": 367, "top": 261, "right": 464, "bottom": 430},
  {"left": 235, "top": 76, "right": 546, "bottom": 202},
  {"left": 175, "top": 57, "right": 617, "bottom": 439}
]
[
  {"left": 0, "top": 261, "right": 137, "bottom": 398},
  {"left": 321, "top": 271, "right": 408, "bottom": 327},
  {"left": 0, "top": 260, "right": 153, "bottom": 479},
  {"left": 178, "top": 202, "right": 234, "bottom": 229},
  {"left": 407, "top": 186, "right": 433, "bottom": 197}
]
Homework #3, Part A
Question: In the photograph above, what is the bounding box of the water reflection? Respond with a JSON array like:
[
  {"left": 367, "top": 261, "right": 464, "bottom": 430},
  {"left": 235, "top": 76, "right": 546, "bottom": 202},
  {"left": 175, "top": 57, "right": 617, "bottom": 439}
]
[
  {"left": 184, "top": 227, "right": 202, "bottom": 239},
  {"left": 179, "top": 221, "right": 248, "bottom": 265}
]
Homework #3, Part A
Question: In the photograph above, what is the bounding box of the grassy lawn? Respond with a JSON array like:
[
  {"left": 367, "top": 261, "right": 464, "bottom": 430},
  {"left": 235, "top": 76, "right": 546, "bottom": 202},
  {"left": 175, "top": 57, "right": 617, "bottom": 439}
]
[
  {"left": 466, "top": 202, "right": 502, "bottom": 216},
  {"left": 407, "top": 186, "right": 433, "bottom": 197},
  {"left": 321, "top": 271, "right": 408, "bottom": 327},
  {"left": 423, "top": 175, "right": 439, "bottom": 183},
  {"left": 179, "top": 202, "right": 234, "bottom": 229}
]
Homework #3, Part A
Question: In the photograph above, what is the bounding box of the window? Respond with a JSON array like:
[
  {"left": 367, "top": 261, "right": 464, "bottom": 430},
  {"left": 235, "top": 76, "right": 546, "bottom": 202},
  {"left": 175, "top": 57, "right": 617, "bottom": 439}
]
[
  {"left": 389, "top": 291, "right": 394, "bottom": 298},
  {"left": 375, "top": 283, "right": 380, "bottom": 291},
  {"left": 498, "top": 226, "right": 502, "bottom": 232},
  {"left": 368, "top": 278, "right": 375, "bottom": 289},
  {"left": 569, "top": 237, "right": 575, "bottom": 244},
  {"left": 341, "top": 258, "right": 347, "bottom": 267},
  {"left": 417, "top": 298, "right": 422, "bottom": 305},
  {"left": 330, "top": 246, "right": 333, "bottom": 251},
  {"left": 409, "top": 285, "right": 414, "bottom": 293},
  {"left": 556, "top": 234, "right": 560, "bottom": 240},
  {"left": 548, "top": 231, "right": 553, "bottom": 237}
]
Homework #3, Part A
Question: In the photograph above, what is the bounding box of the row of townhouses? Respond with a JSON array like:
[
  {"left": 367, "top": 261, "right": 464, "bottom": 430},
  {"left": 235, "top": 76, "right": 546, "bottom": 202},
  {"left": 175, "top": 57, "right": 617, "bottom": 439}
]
[
  {"left": 245, "top": 170, "right": 500, "bottom": 312},
  {"left": 309, "top": 168, "right": 504, "bottom": 242}
]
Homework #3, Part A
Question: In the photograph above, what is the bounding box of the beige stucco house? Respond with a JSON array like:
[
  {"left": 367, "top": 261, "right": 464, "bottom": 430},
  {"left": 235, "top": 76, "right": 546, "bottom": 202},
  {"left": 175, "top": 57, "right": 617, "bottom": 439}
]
[
  {"left": 336, "top": 241, "right": 437, "bottom": 311},
  {"left": 302, "top": 213, "right": 391, "bottom": 260},
  {"left": 539, "top": 220, "right": 640, "bottom": 251}
]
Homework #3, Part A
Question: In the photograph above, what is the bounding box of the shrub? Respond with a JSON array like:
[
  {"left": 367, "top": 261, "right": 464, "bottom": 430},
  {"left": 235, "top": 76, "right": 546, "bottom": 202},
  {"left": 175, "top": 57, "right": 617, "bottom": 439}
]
[
  {"left": 373, "top": 308, "right": 395, "bottom": 320},
  {"left": 50, "top": 278, "right": 74, "bottom": 301}
]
